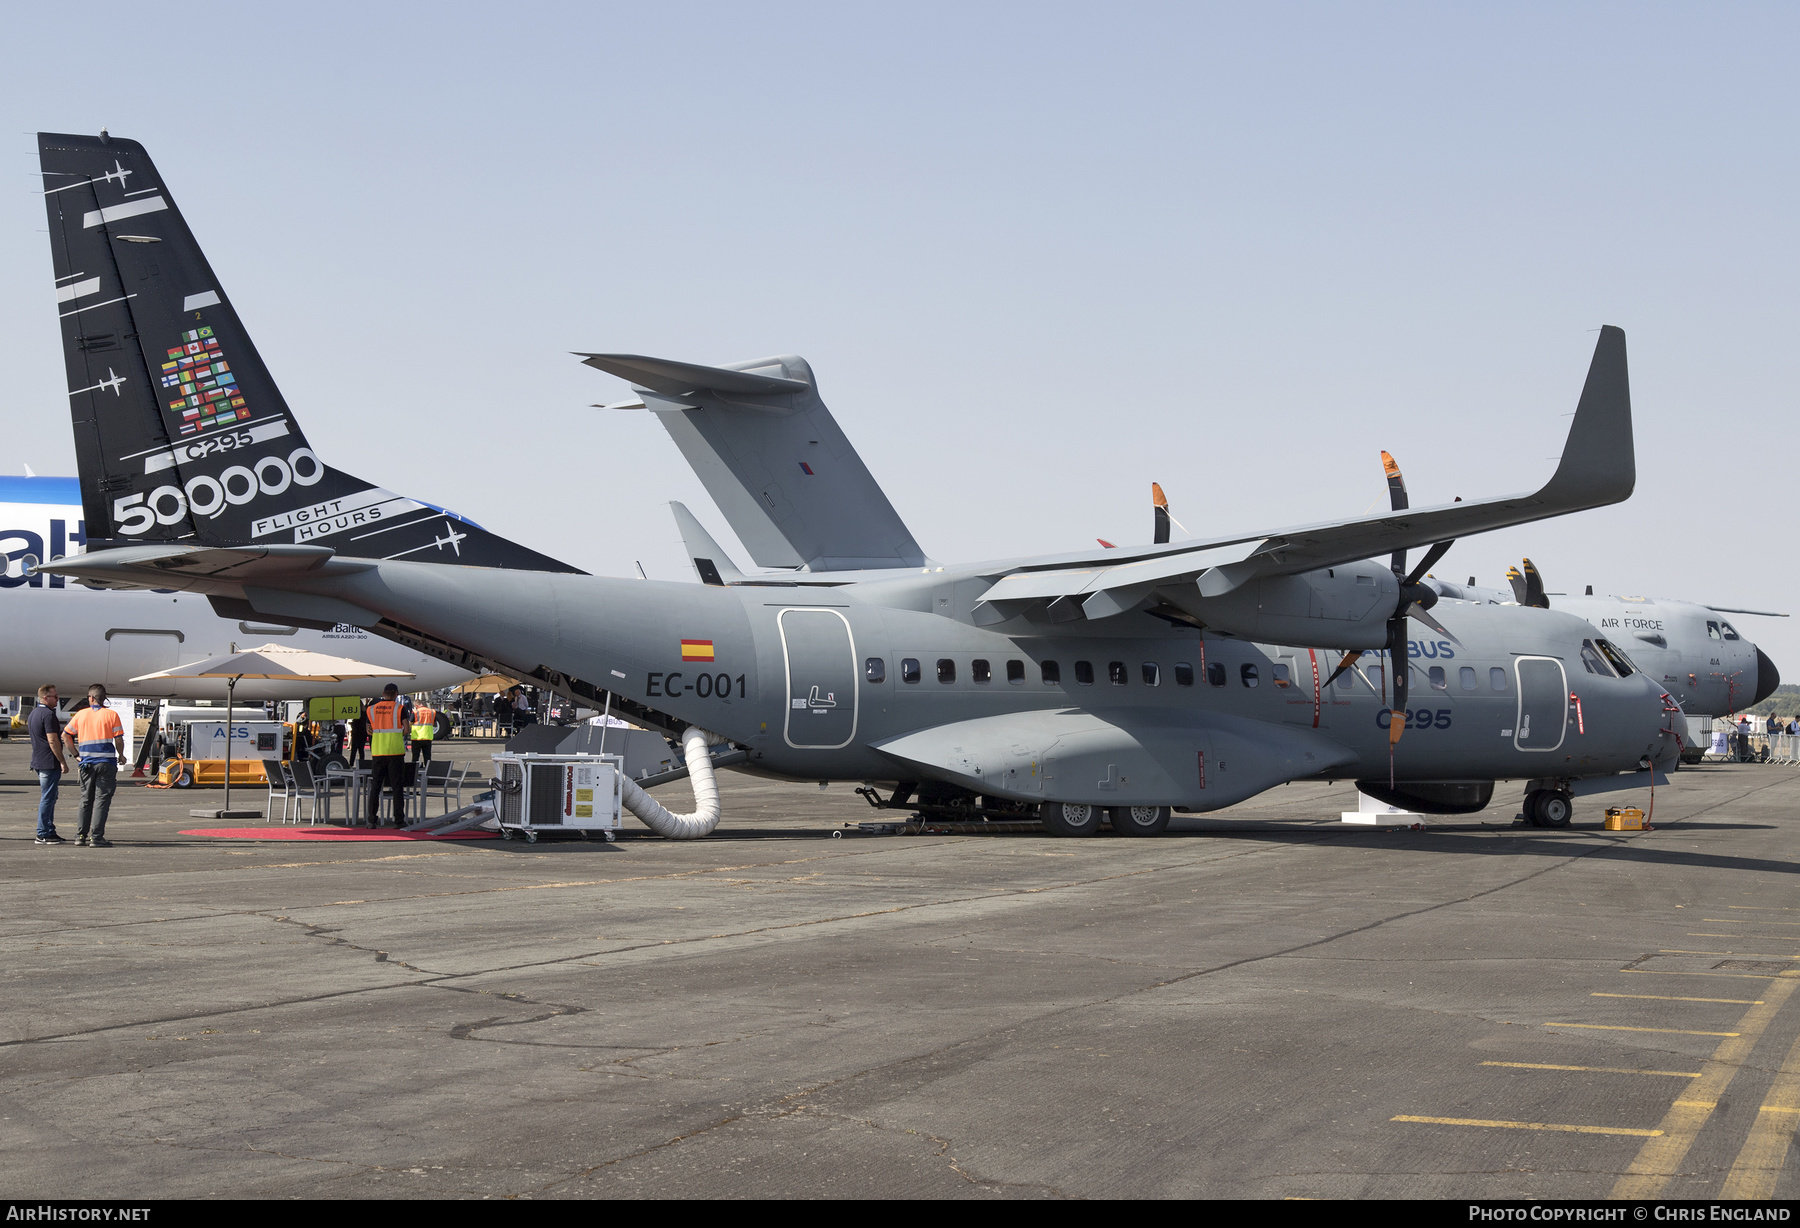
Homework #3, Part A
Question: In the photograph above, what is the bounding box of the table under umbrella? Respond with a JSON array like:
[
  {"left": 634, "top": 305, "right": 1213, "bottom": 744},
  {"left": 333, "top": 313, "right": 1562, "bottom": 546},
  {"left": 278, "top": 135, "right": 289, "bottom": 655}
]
[{"left": 133, "top": 643, "right": 415, "bottom": 820}]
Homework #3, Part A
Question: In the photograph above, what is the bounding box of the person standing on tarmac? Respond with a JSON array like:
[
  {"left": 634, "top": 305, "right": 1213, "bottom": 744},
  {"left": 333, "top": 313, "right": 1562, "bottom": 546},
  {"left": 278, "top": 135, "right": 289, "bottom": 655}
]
[
  {"left": 30, "top": 683, "right": 68, "bottom": 845},
  {"left": 410, "top": 695, "right": 437, "bottom": 765},
  {"left": 63, "top": 684, "right": 125, "bottom": 847},
  {"left": 365, "top": 684, "right": 409, "bottom": 827}
]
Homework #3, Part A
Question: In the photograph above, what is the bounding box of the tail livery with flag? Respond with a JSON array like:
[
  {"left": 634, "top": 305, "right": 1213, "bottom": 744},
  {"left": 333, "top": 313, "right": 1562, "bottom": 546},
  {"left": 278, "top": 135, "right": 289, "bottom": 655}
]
[{"left": 39, "top": 131, "right": 575, "bottom": 573}]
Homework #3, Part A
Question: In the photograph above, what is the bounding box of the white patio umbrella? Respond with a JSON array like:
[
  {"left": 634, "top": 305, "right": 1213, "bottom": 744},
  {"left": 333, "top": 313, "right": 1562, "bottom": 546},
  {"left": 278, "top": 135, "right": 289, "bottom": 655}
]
[{"left": 133, "top": 643, "right": 415, "bottom": 820}]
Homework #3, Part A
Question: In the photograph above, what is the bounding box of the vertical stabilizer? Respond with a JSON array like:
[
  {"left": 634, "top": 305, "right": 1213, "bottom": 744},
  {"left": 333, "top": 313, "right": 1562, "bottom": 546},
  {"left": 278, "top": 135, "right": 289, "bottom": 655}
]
[
  {"left": 582, "top": 352, "right": 928, "bottom": 571},
  {"left": 39, "top": 132, "right": 575, "bottom": 573},
  {"left": 670, "top": 501, "right": 744, "bottom": 585}
]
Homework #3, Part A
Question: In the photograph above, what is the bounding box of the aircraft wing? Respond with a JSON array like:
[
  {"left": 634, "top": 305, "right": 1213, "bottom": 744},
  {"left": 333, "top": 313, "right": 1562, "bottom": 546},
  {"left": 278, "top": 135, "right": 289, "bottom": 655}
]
[{"left": 971, "top": 326, "right": 1633, "bottom": 622}]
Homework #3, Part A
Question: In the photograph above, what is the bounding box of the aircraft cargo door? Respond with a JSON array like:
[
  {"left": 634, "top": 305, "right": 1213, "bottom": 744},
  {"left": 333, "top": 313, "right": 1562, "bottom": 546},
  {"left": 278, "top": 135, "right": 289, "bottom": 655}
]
[
  {"left": 1514, "top": 656, "right": 1567, "bottom": 753},
  {"left": 780, "top": 608, "right": 858, "bottom": 750}
]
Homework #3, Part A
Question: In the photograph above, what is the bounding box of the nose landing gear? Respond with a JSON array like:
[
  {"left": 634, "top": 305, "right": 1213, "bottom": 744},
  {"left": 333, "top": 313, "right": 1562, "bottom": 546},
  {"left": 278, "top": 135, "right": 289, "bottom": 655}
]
[{"left": 1520, "top": 788, "right": 1574, "bottom": 828}]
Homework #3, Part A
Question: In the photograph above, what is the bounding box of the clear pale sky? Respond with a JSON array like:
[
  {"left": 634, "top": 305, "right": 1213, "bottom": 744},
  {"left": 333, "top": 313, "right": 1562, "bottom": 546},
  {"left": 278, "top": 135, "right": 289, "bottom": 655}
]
[{"left": 4, "top": 4, "right": 1796, "bottom": 672}]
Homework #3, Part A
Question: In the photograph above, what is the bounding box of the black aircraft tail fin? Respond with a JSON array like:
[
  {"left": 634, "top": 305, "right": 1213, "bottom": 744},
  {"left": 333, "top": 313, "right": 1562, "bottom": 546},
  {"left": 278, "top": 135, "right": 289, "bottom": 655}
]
[{"left": 39, "top": 132, "right": 578, "bottom": 573}]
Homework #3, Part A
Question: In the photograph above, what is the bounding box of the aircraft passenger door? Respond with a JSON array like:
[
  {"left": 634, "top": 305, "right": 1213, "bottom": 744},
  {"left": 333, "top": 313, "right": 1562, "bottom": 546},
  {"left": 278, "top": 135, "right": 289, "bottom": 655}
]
[
  {"left": 1514, "top": 656, "right": 1568, "bottom": 753},
  {"left": 104, "top": 629, "right": 181, "bottom": 693},
  {"left": 779, "top": 608, "right": 858, "bottom": 750}
]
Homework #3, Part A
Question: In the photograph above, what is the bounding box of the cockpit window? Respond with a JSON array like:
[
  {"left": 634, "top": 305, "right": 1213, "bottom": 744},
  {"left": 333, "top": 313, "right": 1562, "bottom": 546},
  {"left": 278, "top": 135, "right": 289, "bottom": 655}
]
[
  {"left": 1594, "top": 638, "right": 1636, "bottom": 677},
  {"left": 1579, "top": 639, "right": 1615, "bottom": 677},
  {"left": 1721, "top": 622, "right": 1740, "bottom": 641},
  {"left": 1707, "top": 621, "right": 1722, "bottom": 640}
]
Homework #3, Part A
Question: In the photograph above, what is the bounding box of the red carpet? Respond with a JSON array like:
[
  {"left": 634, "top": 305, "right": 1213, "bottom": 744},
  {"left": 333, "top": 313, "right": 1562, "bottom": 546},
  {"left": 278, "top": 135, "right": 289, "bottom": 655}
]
[{"left": 179, "top": 826, "right": 496, "bottom": 841}]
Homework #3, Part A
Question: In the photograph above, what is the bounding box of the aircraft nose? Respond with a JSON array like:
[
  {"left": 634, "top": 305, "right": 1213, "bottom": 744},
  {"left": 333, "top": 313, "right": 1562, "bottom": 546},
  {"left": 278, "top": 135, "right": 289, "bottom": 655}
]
[{"left": 1753, "top": 647, "right": 1782, "bottom": 707}]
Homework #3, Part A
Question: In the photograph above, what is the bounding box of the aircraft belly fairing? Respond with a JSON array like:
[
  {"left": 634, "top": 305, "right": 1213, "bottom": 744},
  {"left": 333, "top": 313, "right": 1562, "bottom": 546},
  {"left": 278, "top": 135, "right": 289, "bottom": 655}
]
[{"left": 874, "top": 708, "right": 1358, "bottom": 811}]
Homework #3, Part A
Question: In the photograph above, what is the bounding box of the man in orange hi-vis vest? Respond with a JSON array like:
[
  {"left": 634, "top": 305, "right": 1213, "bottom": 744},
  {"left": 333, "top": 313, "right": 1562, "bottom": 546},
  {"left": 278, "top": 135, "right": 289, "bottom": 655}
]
[
  {"left": 62, "top": 683, "right": 126, "bottom": 848},
  {"left": 409, "top": 698, "right": 438, "bottom": 765},
  {"left": 365, "top": 684, "right": 409, "bottom": 827}
]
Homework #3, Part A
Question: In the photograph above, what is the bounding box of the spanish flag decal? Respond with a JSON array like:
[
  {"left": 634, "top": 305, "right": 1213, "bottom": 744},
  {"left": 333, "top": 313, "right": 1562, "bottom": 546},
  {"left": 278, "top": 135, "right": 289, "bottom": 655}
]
[{"left": 681, "top": 639, "right": 716, "bottom": 662}]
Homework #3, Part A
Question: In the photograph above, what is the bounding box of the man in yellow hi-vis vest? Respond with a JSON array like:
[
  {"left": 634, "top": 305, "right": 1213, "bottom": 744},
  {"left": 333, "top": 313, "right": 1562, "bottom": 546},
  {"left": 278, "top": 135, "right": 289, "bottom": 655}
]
[
  {"left": 410, "top": 698, "right": 438, "bottom": 765},
  {"left": 365, "top": 684, "right": 409, "bottom": 827}
]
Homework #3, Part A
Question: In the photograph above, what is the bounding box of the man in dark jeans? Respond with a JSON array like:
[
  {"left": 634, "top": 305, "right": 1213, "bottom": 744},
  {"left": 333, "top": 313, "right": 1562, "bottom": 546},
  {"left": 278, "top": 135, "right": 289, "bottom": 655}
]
[{"left": 29, "top": 683, "right": 68, "bottom": 846}]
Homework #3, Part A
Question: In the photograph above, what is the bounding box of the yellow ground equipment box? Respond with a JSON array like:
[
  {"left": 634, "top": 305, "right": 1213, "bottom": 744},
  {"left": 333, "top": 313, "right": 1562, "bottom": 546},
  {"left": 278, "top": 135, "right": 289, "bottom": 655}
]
[{"left": 1604, "top": 807, "right": 1647, "bottom": 831}]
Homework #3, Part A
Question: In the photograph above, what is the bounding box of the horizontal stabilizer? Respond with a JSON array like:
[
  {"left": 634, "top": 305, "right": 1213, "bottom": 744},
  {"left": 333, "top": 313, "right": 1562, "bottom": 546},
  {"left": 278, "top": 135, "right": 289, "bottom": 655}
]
[
  {"left": 35, "top": 541, "right": 369, "bottom": 589},
  {"left": 670, "top": 501, "right": 744, "bottom": 585},
  {"left": 576, "top": 353, "right": 810, "bottom": 398},
  {"left": 583, "top": 351, "right": 929, "bottom": 571}
]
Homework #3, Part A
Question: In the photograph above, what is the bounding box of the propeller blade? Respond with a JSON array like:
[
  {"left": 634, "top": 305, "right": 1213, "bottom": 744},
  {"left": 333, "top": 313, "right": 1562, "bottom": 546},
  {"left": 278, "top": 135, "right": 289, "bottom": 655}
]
[
  {"left": 1405, "top": 538, "right": 1456, "bottom": 587},
  {"left": 1522, "top": 557, "right": 1549, "bottom": 608},
  {"left": 1506, "top": 565, "right": 1529, "bottom": 604},
  {"left": 1322, "top": 650, "right": 1363, "bottom": 689},
  {"left": 1387, "top": 612, "right": 1410, "bottom": 745},
  {"left": 1406, "top": 603, "right": 1464, "bottom": 647},
  {"left": 1152, "top": 482, "right": 1170, "bottom": 545},
  {"left": 1382, "top": 451, "right": 1409, "bottom": 576}
]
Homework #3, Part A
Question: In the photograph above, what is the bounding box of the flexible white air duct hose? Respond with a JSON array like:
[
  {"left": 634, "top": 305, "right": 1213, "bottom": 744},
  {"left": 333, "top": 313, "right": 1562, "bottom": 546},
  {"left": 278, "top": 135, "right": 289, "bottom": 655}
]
[{"left": 619, "top": 726, "right": 730, "bottom": 839}]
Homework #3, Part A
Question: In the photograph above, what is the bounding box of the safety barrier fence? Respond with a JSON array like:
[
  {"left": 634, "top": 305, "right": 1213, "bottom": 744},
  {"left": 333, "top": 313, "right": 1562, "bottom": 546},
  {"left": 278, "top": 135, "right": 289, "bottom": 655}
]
[{"left": 1704, "top": 730, "right": 1800, "bottom": 765}]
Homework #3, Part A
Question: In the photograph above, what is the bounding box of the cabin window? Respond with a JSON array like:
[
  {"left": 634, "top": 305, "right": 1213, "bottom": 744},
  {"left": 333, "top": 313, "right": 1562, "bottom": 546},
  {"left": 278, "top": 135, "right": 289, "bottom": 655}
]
[
  {"left": 1368, "top": 665, "right": 1383, "bottom": 694},
  {"left": 1041, "top": 660, "right": 1061, "bottom": 684},
  {"left": 901, "top": 658, "right": 920, "bottom": 684},
  {"left": 865, "top": 657, "right": 886, "bottom": 684},
  {"left": 1490, "top": 667, "right": 1509, "bottom": 691},
  {"left": 1271, "top": 663, "right": 1292, "bottom": 688},
  {"left": 1336, "top": 659, "right": 1356, "bottom": 690},
  {"left": 1105, "top": 661, "right": 1125, "bottom": 686},
  {"left": 1594, "top": 638, "right": 1636, "bottom": 677},
  {"left": 1241, "top": 663, "right": 1259, "bottom": 688},
  {"left": 936, "top": 658, "right": 956, "bottom": 683},
  {"left": 1707, "top": 621, "right": 1722, "bottom": 640},
  {"left": 971, "top": 659, "right": 991, "bottom": 684},
  {"left": 1074, "top": 661, "right": 1094, "bottom": 685},
  {"left": 1459, "top": 666, "right": 1477, "bottom": 691},
  {"left": 1141, "top": 662, "right": 1160, "bottom": 686},
  {"left": 1174, "top": 662, "right": 1194, "bottom": 686},
  {"left": 1429, "top": 665, "right": 1447, "bottom": 690},
  {"left": 1007, "top": 659, "right": 1025, "bottom": 684},
  {"left": 1579, "top": 640, "right": 1614, "bottom": 677},
  {"left": 1206, "top": 662, "right": 1226, "bottom": 687}
]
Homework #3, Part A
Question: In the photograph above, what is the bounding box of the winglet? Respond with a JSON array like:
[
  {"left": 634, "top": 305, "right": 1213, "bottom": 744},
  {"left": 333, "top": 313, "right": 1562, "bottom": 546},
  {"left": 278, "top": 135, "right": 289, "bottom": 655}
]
[
  {"left": 670, "top": 502, "right": 744, "bottom": 586},
  {"left": 1539, "top": 325, "right": 1633, "bottom": 507}
]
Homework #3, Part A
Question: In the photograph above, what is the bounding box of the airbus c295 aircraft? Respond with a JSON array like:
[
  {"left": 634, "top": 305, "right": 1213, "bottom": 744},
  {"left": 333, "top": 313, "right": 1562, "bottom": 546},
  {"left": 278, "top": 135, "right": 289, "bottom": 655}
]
[
  {"left": 1424, "top": 559, "right": 1780, "bottom": 720},
  {"left": 0, "top": 474, "right": 474, "bottom": 700},
  {"left": 32, "top": 131, "right": 1677, "bottom": 834}
]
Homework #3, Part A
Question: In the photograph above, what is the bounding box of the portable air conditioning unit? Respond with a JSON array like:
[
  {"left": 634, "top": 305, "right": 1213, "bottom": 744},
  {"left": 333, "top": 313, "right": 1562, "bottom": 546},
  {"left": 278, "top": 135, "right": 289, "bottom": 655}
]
[{"left": 490, "top": 753, "right": 624, "bottom": 841}]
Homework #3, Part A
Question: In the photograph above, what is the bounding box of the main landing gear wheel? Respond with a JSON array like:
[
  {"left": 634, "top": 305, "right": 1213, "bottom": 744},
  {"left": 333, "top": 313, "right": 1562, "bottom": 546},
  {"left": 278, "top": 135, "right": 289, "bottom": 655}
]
[
  {"left": 1528, "top": 789, "right": 1574, "bottom": 828},
  {"left": 1109, "top": 805, "right": 1170, "bottom": 837},
  {"left": 1040, "top": 802, "right": 1103, "bottom": 837}
]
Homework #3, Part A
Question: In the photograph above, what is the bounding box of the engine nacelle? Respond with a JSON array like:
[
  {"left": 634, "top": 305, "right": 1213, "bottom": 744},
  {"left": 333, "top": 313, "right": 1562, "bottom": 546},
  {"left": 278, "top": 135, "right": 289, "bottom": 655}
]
[{"left": 1166, "top": 565, "right": 1399, "bottom": 649}]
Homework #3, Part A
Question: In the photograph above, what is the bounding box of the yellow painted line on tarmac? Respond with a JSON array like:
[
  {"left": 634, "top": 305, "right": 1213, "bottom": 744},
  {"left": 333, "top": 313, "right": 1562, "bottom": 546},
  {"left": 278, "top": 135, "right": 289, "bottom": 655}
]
[
  {"left": 1546, "top": 1023, "right": 1740, "bottom": 1037},
  {"left": 1720, "top": 1018, "right": 1800, "bottom": 1198},
  {"left": 1689, "top": 933, "right": 1800, "bottom": 942},
  {"left": 1593, "top": 993, "right": 1764, "bottom": 1005},
  {"left": 1704, "top": 918, "right": 1800, "bottom": 926},
  {"left": 1393, "top": 1115, "right": 1660, "bottom": 1138},
  {"left": 1611, "top": 972, "right": 1800, "bottom": 1199},
  {"left": 1661, "top": 950, "right": 1800, "bottom": 960},
  {"left": 1622, "top": 969, "right": 1787, "bottom": 981},
  {"left": 1730, "top": 906, "right": 1800, "bottom": 912},
  {"left": 1482, "top": 1061, "right": 1700, "bottom": 1078}
]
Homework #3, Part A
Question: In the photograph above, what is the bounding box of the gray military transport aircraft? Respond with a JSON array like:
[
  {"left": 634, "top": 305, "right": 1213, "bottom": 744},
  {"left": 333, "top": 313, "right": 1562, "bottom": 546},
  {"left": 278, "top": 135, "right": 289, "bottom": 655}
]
[{"left": 34, "top": 131, "right": 1677, "bottom": 835}]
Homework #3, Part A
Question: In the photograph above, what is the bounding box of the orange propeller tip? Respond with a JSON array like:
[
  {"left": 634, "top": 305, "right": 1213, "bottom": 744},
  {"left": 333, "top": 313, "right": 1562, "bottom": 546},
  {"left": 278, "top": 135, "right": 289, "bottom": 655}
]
[{"left": 1151, "top": 482, "right": 1167, "bottom": 509}]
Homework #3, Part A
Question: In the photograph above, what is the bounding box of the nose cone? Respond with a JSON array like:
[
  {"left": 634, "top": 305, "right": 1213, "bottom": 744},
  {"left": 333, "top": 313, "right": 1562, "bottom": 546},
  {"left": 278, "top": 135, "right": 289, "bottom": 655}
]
[{"left": 1754, "top": 648, "right": 1782, "bottom": 707}]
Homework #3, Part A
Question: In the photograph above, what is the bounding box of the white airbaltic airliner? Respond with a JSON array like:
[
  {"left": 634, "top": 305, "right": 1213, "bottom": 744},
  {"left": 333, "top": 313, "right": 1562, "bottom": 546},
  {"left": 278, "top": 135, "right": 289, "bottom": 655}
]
[{"left": 1, "top": 475, "right": 473, "bottom": 700}]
